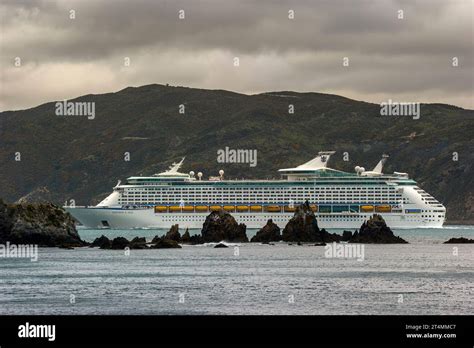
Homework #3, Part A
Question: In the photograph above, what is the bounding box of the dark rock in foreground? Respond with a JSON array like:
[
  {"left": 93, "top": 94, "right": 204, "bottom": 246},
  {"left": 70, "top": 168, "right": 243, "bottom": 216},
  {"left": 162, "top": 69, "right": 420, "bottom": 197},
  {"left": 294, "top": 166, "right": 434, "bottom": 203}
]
[
  {"left": 444, "top": 237, "right": 474, "bottom": 244},
  {"left": 180, "top": 229, "right": 191, "bottom": 243},
  {"left": 129, "top": 236, "right": 147, "bottom": 249},
  {"left": 349, "top": 214, "right": 408, "bottom": 244},
  {"left": 342, "top": 231, "right": 353, "bottom": 242},
  {"left": 91, "top": 235, "right": 112, "bottom": 249},
  {"left": 251, "top": 219, "right": 281, "bottom": 243},
  {"left": 282, "top": 202, "right": 341, "bottom": 243},
  {"left": 151, "top": 238, "right": 182, "bottom": 249},
  {"left": 111, "top": 237, "right": 130, "bottom": 249},
  {"left": 0, "top": 199, "right": 87, "bottom": 247},
  {"left": 201, "top": 209, "right": 248, "bottom": 243},
  {"left": 165, "top": 224, "right": 181, "bottom": 242},
  {"left": 188, "top": 234, "right": 204, "bottom": 245},
  {"left": 161, "top": 225, "right": 203, "bottom": 244},
  {"left": 94, "top": 234, "right": 181, "bottom": 249},
  {"left": 214, "top": 243, "right": 228, "bottom": 248}
]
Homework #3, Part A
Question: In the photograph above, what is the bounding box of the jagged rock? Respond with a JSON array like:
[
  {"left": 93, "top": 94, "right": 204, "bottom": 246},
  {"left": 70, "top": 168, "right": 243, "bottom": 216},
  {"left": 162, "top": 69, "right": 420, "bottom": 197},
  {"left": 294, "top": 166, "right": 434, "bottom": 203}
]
[
  {"left": 251, "top": 219, "right": 281, "bottom": 243},
  {"left": 444, "top": 237, "right": 474, "bottom": 244},
  {"left": 91, "top": 235, "right": 112, "bottom": 249},
  {"left": 151, "top": 235, "right": 161, "bottom": 243},
  {"left": 189, "top": 234, "right": 204, "bottom": 245},
  {"left": 342, "top": 230, "right": 353, "bottom": 242},
  {"left": 129, "top": 236, "right": 147, "bottom": 249},
  {"left": 214, "top": 243, "right": 228, "bottom": 248},
  {"left": 0, "top": 199, "right": 87, "bottom": 247},
  {"left": 181, "top": 229, "right": 191, "bottom": 243},
  {"left": 201, "top": 209, "right": 248, "bottom": 243},
  {"left": 282, "top": 202, "right": 341, "bottom": 243},
  {"left": 349, "top": 214, "right": 408, "bottom": 243},
  {"left": 110, "top": 237, "right": 130, "bottom": 249},
  {"left": 165, "top": 224, "right": 181, "bottom": 242},
  {"left": 151, "top": 238, "right": 182, "bottom": 249}
]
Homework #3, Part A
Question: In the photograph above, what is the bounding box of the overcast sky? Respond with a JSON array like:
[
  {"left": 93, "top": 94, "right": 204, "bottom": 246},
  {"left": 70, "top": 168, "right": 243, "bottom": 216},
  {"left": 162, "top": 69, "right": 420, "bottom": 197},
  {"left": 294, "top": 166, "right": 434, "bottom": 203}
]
[{"left": 0, "top": 0, "right": 472, "bottom": 111}]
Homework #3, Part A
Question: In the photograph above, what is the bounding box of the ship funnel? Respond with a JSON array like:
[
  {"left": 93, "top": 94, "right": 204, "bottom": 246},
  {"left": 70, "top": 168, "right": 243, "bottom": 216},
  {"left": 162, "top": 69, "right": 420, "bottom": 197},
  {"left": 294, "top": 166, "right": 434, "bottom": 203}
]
[
  {"left": 296, "top": 150, "right": 336, "bottom": 170},
  {"left": 372, "top": 154, "right": 389, "bottom": 174}
]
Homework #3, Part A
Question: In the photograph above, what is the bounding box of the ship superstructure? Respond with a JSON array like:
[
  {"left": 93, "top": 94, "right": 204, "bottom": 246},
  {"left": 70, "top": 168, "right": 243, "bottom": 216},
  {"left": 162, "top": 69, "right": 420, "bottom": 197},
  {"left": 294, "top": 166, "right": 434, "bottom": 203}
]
[{"left": 65, "top": 152, "right": 446, "bottom": 229}]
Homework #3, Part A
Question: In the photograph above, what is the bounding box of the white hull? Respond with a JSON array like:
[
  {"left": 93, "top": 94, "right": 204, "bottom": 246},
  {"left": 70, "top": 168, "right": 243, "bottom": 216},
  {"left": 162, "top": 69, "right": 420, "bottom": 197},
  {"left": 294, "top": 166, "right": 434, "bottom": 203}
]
[{"left": 66, "top": 207, "right": 445, "bottom": 230}]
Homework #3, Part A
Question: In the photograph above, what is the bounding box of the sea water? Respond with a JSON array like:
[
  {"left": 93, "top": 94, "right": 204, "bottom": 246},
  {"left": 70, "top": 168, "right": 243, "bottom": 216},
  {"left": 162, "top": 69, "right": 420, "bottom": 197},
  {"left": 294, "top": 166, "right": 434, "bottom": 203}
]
[{"left": 0, "top": 226, "right": 472, "bottom": 315}]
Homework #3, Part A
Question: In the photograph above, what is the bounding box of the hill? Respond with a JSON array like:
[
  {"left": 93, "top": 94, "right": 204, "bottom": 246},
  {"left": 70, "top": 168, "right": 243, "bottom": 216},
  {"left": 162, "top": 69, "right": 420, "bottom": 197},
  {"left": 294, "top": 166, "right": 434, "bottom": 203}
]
[{"left": 0, "top": 84, "right": 472, "bottom": 223}]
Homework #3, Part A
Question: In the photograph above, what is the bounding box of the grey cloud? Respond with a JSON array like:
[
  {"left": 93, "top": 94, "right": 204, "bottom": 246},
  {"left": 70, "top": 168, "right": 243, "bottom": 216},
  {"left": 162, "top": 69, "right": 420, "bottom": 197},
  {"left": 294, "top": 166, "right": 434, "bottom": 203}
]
[{"left": 0, "top": 0, "right": 472, "bottom": 110}]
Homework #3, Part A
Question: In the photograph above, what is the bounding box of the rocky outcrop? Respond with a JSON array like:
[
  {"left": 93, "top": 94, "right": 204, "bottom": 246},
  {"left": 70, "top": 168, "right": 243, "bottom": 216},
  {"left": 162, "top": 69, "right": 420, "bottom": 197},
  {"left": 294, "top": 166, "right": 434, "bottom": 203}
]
[
  {"left": 188, "top": 234, "right": 204, "bottom": 245},
  {"left": 150, "top": 237, "right": 182, "bottom": 249},
  {"left": 214, "top": 243, "right": 228, "bottom": 248},
  {"left": 444, "top": 237, "right": 474, "bottom": 244},
  {"left": 153, "top": 226, "right": 203, "bottom": 244},
  {"left": 251, "top": 219, "right": 282, "bottom": 243},
  {"left": 179, "top": 228, "right": 204, "bottom": 244},
  {"left": 201, "top": 209, "right": 248, "bottom": 243},
  {"left": 91, "top": 235, "right": 112, "bottom": 249},
  {"left": 349, "top": 214, "right": 408, "bottom": 243},
  {"left": 129, "top": 236, "right": 147, "bottom": 249},
  {"left": 0, "top": 199, "right": 86, "bottom": 247},
  {"left": 342, "top": 231, "right": 353, "bottom": 242},
  {"left": 282, "top": 202, "right": 341, "bottom": 243},
  {"left": 165, "top": 224, "right": 181, "bottom": 242},
  {"left": 111, "top": 237, "right": 130, "bottom": 249},
  {"left": 181, "top": 229, "right": 191, "bottom": 243},
  {"left": 93, "top": 235, "right": 181, "bottom": 249}
]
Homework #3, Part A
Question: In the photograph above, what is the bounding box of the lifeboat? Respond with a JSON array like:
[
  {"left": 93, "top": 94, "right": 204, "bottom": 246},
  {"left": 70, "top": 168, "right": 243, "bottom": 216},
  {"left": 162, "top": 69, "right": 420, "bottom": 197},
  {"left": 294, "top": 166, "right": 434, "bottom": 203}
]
[
  {"left": 195, "top": 205, "right": 208, "bottom": 212},
  {"left": 236, "top": 205, "right": 249, "bottom": 212},
  {"left": 209, "top": 205, "right": 222, "bottom": 211},
  {"left": 265, "top": 205, "right": 281, "bottom": 212},
  {"left": 154, "top": 206, "right": 167, "bottom": 213},
  {"left": 182, "top": 206, "right": 194, "bottom": 212},
  {"left": 250, "top": 205, "right": 262, "bottom": 212},
  {"left": 284, "top": 206, "right": 296, "bottom": 212},
  {"left": 309, "top": 204, "right": 318, "bottom": 212},
  {"left": 223, "top": 205, "right": 235, "bottom": 212},
  {"left": 375, "top": 205, "right": 391, "bottom": 213},
  {"left": 361, "top": 205, "right": 374, "bottom": 212},
  {"left": 168, "top": 206, "right": 181, "bottom": 212}
]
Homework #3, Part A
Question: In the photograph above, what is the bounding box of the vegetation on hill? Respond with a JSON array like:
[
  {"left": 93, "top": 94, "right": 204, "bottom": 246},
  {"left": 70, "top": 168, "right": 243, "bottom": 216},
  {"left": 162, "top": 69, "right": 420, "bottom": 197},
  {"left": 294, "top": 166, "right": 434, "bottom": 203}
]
[{"left": 0, "top": 84, "right": 472, "bottom": 222}]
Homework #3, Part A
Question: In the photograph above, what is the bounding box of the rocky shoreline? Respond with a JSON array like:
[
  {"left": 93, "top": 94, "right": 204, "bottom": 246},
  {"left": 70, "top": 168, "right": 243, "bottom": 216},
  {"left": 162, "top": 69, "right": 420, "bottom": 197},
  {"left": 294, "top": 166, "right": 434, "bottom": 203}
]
[
  {"left": 2, "top": 200, "right": 473, "bottom": 248},
  {"left": 0, "top": 199, "right": 87, "bottom": 248}
]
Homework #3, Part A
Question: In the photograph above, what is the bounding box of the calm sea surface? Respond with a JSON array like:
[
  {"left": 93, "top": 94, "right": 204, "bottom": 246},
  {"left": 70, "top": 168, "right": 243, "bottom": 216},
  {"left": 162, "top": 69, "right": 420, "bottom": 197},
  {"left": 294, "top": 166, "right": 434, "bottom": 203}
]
[{"left": 0, "top": 226, "right": 472, "bottom": 315}]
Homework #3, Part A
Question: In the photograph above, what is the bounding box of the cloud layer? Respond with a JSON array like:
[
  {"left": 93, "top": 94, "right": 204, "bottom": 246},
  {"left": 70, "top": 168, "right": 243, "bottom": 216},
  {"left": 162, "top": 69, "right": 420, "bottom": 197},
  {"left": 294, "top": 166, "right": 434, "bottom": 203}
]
[{"left": 1, "top": 0, "right": 472, "bottom": 110}]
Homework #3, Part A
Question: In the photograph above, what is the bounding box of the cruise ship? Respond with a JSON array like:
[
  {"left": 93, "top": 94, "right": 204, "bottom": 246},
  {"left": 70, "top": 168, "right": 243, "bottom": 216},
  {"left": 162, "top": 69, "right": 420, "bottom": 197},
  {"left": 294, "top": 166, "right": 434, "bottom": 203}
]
[{"left": 65, "top": 152, "right": 446, "bottom": 229}]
